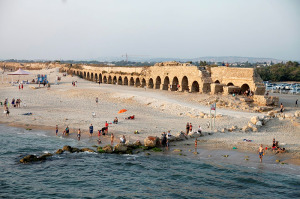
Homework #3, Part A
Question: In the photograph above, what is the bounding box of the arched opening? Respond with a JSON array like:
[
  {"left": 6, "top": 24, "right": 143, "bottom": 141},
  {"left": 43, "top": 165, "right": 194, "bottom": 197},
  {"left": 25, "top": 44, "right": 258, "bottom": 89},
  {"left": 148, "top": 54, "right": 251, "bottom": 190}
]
[
  {"left": 87, "top": 72, "right": 90, "bottom": 80},
  {"left": 95, "top": 73, "right": 98, "bottom": 82},
  {"left": 103, "top": 76, "right": 107, "bottom": 83},
  {"left": 171, "top": 76, "right": 179, "bottom": 91},
  {"left": 155, "top": 76, "right": 161, "bottom": 89},
  {"left": 191, "top": 81, "right": 200, "bottom": 92},
  {"left": 99, "top": 74, "right": 102, "bottom": 83},
  {"left": 84, "top": 72, "right": 86, "bottom": 79},
  {"left": 80, "top": 72, "right": 83, "bottom": 78},
  {"left": 118, "top": 76, "right": 123, "bottom": 85},
  {"left": 148, "top": 78, "right": 154, "bottom": 89},
  {"left": 227, "top": 82, "right": 234, "bottom": 86},
  {"left": 141, "top": 78, "right": 146, "bottom": 87},
  {"left": 91, "top": 73, "right": 94, "bottom": 81},
  {"left": 241, "top": 84, "right": 250, "bottom": 94},
  {"left": 113, "top": 76, "right": 117, "bottom": 84},
  {"left": 124, "top": 77, "right": 128, "bottom": 85},
  {"left": 130, "top": 77, "right": 134, "bottom": 86},
  {"left": 182, "top": 76, "right": 189, "bottom": 92},
  {"left": 77, "top": 71, "right": 79, "bottom": 76},
  {"left": 135, "top": 78, "right": 141, "bottom": 87},
  {"left": 73, "top": 70, "right": 75, "bottom": 75},
  {"left": 108, "top": 76, "right": 112, "bottom": 84},
  {"left": 163, "top": 76, "right": 170, "bottom": 90},
  {"left": 215, "top": 80, "right": 220, "bottom": 84}
]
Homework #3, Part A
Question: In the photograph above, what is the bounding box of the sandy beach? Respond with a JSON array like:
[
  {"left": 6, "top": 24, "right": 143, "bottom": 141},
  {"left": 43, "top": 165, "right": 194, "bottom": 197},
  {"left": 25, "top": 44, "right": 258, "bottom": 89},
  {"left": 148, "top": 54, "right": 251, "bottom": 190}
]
[{"left": 1, "top": 67, "right": 300, "bottom": 163}]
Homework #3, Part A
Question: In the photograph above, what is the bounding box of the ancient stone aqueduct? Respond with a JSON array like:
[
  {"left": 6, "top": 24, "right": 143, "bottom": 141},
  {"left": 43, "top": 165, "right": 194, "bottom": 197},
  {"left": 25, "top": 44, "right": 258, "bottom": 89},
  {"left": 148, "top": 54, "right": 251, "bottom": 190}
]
[{"left": 64, "top": 61, "right": 266, "bottom": 96}]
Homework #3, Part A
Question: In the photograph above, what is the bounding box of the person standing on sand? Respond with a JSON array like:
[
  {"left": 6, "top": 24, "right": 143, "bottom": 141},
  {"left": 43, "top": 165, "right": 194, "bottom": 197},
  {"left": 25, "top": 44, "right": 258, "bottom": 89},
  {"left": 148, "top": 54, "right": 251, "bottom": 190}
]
[
  {"left": 111, "top": 133, "right": 114, "bottom": 145},
  {"left": 195, "top": 138, "right": 198, "bottom": 152},
  {"left": 105, "top": 121, "right": 109, "bottom": 134},
  {"left": 189, "top": 123, "right": 193, "bottom": 133},
  {"left": 280, "top": 103, "right": 284, "bottom": 113},
  {"left": 55, "top": 125, "right": 58, "bottom": 136},
  {"left": 296, "top": 99, "right": 298, "bottom": 107},
  {"left": 186, "top": 122, "right": 189, "bottom": 135},
  {"left": 65, "top": 126, "right": 69, "bottom": 136},
  {"left": 5, "top": 106, "right": 9, "bottom": 117},
  {"left": 89, "top": 124, "right": 93, "bottom": 137},
  {"left": 21, "top": 83, "right": 23, "bottom": 90},
  {"left": 77, "top": 129, "right": 81, "bottom": 141},
  {"left": 258, "top": 144, "right": 265, "bottom": 163}
]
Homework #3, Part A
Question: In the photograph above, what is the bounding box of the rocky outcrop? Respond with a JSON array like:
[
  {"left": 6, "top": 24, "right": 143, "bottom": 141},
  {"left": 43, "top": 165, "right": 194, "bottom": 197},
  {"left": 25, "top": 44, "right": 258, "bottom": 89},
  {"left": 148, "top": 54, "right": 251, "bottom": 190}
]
[
  {"left": 144, "top": 136, "right": 159, "bottom": 148},
  {"left": 114, "top": 143, "right": 128, "bottom": 153},
  {"left": 20, "top": 153, "right": 53, "bottom": 163},
  {"left": 80, "top": 148, "right": 95, "bottom": 153},
  {"left": 102, "top": 145, "right": 113, "bottom": 153}
]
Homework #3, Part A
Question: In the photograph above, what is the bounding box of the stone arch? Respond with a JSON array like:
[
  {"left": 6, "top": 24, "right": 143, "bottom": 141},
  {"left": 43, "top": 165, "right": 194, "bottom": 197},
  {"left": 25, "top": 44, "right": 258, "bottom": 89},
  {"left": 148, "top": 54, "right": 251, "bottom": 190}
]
[
  {"left": 103, "top": 76, "right": 107, "bottom": 83},
  {"left": 87, "top": 72, "right": 90, "bottom": 80},
  {"left": 171, "top": 76, "right": 179, "bottom": 91},
  {"left": 155, "top": 76, "right": 161, "bottom": 89},
  {"left": 130, "top": 77, "right": 134, "bottom": 86},
  {"left": 181, "top": 76, "right": 189, "bottom": 92},
  {"left": 113, "top": 76, "right": 117, "bottom": 84},
  {"left": 118, "top": 76, "right": 123, "bottom": 85},
  {"left": 99, "top": 73, "right": 102, "bottom": 83},
  {"left": 73, "top": 70, "right": 75, "bottom": 75},
  {"left": 76, "top": 71, "right": 79, "bottom": 76},
  {"left": 163, "top": 76, "right": 170, "bottom": 90},
  {"left": 84, "top": 72, "right": 86, "bottom": 79},
  {"left": 191, "top": 81, "right": 200, "bottom": 92},
  {"left": 80, "top": 71, "right": 83, "bottom": 78},
  {"left": 215, "top": 80, "right": 220, "bottom": 84},
  {"left": 241, "top": 84, "right": 250, "bottom": 93},
  {"left": 91, "top": 73, "right": 94, "bottom": 81},
  {"left": 227, "top": 82, "right": 234, "bottom": 86},
  {"left": 141, "top": 78, "right": 146, "bottom": 87},
  {"left": 135, "top": 78, "right": 141, "bottom": 87},
  {"left": 124, "top": 77, "right": 128, "bottom": 85},
  {"left": 95, "top": 73, "right": 98, "bottom": 82},
  {"left": 148, "top": 78, "right": 154, "bottom": 88},
  {"left": 108, "top": 76, "right": 112, "bottom": 84}
]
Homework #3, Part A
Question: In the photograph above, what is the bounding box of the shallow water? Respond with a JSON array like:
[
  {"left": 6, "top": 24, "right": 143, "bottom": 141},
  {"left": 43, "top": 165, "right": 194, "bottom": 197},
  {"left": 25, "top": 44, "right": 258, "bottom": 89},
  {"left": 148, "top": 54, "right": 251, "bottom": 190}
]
[{"left": 0, "top": 125, "right": 299, "bottom": 198}]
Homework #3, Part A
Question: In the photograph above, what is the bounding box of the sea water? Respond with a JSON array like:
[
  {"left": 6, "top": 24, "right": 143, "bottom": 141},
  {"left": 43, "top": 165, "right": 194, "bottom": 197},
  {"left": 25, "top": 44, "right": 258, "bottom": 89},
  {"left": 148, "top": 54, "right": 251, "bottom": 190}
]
[{"left": 0, "top": 125, "right": 299, "bottom": 199}]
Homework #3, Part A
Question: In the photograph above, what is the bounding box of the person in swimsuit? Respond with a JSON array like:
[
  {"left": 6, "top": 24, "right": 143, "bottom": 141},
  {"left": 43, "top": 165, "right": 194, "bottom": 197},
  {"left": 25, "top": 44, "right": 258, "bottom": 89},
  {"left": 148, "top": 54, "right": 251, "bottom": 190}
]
[
  {"left": 89, "top": 124, "right": 93, "bottom": 137},
  {"left": 65, "top": 126, "right": 69, "bottom": 136},
  {"left": 77, "top": 129, "right": 81, "bottom": 141},
  {"left": 189, "top": 123, "right": 193, "bottom": 133},
  {"left": 280, "top": 103, "right": 284, "bottom": 113},
  {"left": 258, "top": 144, "right": 265, "bottom": 163},
  {"left": 111, "top": 133, "right": 114, "bottom": 145},
  {"left": 55, "top": 125, "right": 58, "bottom": 136},
  {"left": 105, "top": 121, "right": 109, "bottom": 134},
  {"left": 186, "top": 122, "right": 189, "bottom": 135}
]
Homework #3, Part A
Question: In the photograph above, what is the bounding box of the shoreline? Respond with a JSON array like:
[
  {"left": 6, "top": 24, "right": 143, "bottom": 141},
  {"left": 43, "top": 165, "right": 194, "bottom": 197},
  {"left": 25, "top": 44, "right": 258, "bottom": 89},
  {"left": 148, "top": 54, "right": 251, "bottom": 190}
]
[{"left": 2, "top": 122, "right": 299, "bottom": 167}]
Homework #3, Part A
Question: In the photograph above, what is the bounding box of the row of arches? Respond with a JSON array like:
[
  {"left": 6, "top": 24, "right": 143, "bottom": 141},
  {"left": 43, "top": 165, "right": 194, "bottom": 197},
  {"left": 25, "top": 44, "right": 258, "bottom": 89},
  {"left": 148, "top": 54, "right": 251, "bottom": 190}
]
[
  {"left": 214, "top": 80, "right": 250, "bottom": 93},
  {"left": 72, "top": 70, "right": 202, "bottom": 93}
]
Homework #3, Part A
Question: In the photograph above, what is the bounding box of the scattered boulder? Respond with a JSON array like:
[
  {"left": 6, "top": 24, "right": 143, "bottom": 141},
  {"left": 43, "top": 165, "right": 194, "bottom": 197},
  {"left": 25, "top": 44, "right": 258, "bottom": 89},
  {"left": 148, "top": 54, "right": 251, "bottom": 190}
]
[
  {"left": 80, "top": 148, "right": 95, "bottom": 153},
  {"left": 256, "top": 121, "right": 263, "bottom": 126},
  {"left": 242, "top": 126, "right": 250, "bottom": 132},
  {"left": 221, "top": 128, "right": 227, "bottom": 133},
  {"left": 267, "top": 111, "right": 275, "bottom": 117},
  {"left": 39, "top": 153, "right": 53, "bottom": 160},
  {"left": 248, "top": 122, "right": 256, "bottom": 129},
  {"left": 113, "top": 143, "right": 128, "bottom": 153},
  {"left": 295, "top": 111, "right": 300, "bottom": 117},
  {"left": 71, "top": 147, "right": 80, "bottom": 153},
  {"left": 175, "top": 132, "right": 188, "bottom": 141},
  {"left": 144, "top": 136, "right": 159, "bottom": 148},
  {"left": 20, "top": 155, "right": 39, "bottom": 163},
  {"left": 250, "top": 116, "right": 259, "bottom": 125},
  {"left": 285, "top": 113, "right": 294, "bottom": 119},
  {"left": 56, "top": 149, "right": 64, "bottom": 154},
  {"left": 133, "top": 140, "right": 142, "bottom": 146},
  {"left": 102, "top": 145, "right": 113, "bottom": 153},
  {"left": 189, "top": 132, "right": 201, "bottom": 138},
  {"left": 62, "top": 145, "right": 72, "bottom": 152}
]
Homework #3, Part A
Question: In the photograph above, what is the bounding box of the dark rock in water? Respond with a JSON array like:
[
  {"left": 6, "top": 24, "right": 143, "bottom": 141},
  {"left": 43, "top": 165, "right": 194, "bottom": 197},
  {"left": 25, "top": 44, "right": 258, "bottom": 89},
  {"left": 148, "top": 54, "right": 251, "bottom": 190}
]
[
  {"left": 56, "top": 149, "right": 64, "bottom": 154},
  {"left": 20, "top": 155, "right": 39, "bottom": 163},
  {"left": 102, "top": 145, "right": 113, "bottom": 153},
  {"left": 114, "top": 143, "right": 128, "bottom": 153},
  {"left": 39, "top": 153, "right": 53, "bottom": 160},
  {"left": 80, "top": 148, "right": 95, "bottom": 153},
  {"left": 62, "top": 145, "right": 72, "bottom": 152},
  {"left": 144, "top": 136, "right": 159, "bottom": 148},
  {"left": 71, "top": 147, "right": 80, "bottom": 153}
]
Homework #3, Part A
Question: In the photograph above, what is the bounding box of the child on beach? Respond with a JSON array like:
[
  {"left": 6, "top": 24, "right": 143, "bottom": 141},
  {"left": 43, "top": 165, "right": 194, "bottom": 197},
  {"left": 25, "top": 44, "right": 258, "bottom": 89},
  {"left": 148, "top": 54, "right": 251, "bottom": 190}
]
[{"left": 89, "top": 124, "right": 93, "bottom": 137}]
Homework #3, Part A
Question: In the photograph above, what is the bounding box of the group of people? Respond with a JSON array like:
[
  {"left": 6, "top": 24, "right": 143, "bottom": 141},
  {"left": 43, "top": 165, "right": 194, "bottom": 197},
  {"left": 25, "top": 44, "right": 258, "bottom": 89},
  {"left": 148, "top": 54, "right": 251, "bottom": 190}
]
[
  {"left": 2, "top": 98, "right": 23, "bottom": 117},
  {"left": 272, "top": 138, "right": 286, "bottom": 154},
  {"left": 185, "top": 122, "right": 202, "bottom": 135},
  {"left": 11, "top": 98, "right": 22, "bottom": 108},
  {"left": 161, "top": 131, "right": 172, "bottom": 148},
  {"left": 71, "top": 81, "right": 77, "bottom": 87}
]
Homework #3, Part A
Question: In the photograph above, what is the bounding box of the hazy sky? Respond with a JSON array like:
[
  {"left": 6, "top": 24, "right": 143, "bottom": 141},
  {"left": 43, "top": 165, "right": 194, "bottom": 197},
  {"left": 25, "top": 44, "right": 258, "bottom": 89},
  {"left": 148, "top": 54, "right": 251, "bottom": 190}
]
[{"left": 0, "top": 0, "right": 299, "bottom": 60}]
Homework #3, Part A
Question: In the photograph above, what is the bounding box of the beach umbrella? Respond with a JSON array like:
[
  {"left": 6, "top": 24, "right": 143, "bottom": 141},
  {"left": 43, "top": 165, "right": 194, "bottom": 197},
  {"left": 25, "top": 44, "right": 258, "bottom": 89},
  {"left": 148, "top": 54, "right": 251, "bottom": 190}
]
[{"left": 118, "top": 109, "right": 127, "bottom": 114}]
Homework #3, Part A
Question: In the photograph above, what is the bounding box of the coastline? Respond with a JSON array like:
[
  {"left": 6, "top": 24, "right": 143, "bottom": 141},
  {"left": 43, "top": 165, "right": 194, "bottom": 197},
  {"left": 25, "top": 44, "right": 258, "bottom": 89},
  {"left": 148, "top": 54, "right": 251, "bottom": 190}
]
[{"left": 1, "top": 68, "right": 299, "bottom": 167}]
